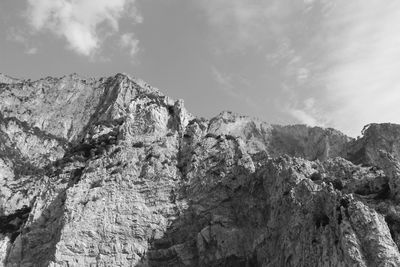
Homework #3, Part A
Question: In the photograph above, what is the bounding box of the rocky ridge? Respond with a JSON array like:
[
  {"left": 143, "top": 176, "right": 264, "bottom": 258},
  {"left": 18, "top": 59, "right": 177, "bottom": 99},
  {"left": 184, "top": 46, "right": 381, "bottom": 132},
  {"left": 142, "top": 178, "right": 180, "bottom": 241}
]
[{"left": 0, "top": 73, "right": 400, "bottom": 266}]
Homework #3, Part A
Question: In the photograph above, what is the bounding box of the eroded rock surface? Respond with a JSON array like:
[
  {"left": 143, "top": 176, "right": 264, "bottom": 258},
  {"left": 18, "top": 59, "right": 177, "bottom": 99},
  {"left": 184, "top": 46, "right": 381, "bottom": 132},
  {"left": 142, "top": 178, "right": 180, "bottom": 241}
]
[{"left": 1, "top": 73, "right": 400, "bottom": 266}]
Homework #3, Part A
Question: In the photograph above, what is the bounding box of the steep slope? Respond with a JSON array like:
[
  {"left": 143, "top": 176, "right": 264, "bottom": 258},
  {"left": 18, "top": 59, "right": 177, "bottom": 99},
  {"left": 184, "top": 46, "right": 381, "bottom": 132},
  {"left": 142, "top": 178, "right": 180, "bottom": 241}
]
[{"left": 0, "top": 73, "right": 399, "bottom": 266}]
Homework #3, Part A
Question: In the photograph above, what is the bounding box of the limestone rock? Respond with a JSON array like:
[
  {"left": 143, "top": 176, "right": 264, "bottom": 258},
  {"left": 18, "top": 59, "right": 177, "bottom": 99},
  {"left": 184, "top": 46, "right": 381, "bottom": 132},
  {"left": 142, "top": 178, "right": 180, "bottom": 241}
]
[{"left": 0, "top": 73, "right": 400, "bottom": 266}]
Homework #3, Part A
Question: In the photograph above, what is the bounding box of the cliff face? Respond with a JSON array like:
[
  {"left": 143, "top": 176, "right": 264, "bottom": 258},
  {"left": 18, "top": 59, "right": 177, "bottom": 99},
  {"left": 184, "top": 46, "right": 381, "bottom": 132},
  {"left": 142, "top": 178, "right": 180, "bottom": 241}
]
[{"left": 0, "top": 73, "right": 400, "bottom": 266}]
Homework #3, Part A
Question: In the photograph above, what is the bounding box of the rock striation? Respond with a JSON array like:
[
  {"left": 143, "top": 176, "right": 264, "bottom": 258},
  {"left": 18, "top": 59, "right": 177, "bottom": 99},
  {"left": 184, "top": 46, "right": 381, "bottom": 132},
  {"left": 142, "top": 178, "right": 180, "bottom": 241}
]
[{"left": 0, "top": 73, "right": 400, "bottom": 266}]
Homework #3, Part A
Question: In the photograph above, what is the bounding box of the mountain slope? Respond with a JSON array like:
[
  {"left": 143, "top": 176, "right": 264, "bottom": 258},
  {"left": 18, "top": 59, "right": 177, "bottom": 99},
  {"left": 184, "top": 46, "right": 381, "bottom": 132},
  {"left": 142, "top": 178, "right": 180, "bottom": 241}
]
[{"left": 0, "top": 73, "right": 399, "bottom": 266}]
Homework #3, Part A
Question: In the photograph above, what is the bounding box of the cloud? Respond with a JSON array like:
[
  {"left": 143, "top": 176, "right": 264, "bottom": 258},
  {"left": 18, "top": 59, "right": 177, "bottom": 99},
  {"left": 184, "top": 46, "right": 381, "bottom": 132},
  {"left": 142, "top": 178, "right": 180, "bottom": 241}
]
[
  {"left": 265, "top": 38, "right": 295, "bottom": 66},
  {"left": 197, "top": 0, "right": 312, "bottom": 52},
  {"left": 200, "top": 0, "right": 325, "bottom": 122},
  {"left": 211, "top": 67, "right": 240, "bottom": 99},
  {"left": 277, "top": 0, "right": 400, "bottom": 137},
  {"left": 7, "top": 29, "right": 26, "bottom": 44},
  {"left": 211, "top": 67, "right": 259, "bottom": 108},
  {"left": 200, "top": 0, "right": 400, "bottom": 137},
  {"left": 25, "top": 0, "right": 142, "bottom": 56},
  {"left": 26, "top": 47, "right": 38, "bottom": 55},
  {"left": 288, "top": 109, "right": 318, "bottom": 126},
  {"left": 296, "top": 68, "right": 310, "bottom": 85},
  {"left": 315, "top": 0, "right": 400, "bottom": 136},
  {"left": 6, "top": 28, "right": 38, "bottom": 55},
  {"left": 120, "top": 33, "right": 140, "bottom": 58},
  {"left": 286, "top": 97, "right": 323, "bottom": 127}
]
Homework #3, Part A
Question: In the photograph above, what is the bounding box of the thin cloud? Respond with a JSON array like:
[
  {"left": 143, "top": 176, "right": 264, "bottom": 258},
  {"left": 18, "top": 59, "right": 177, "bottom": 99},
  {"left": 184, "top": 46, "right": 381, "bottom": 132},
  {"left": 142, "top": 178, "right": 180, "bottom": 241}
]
[
  {"left": 198, "top": 1, "right": 325, "bottom": 119},
  {"left": 288, "top": 109, "right": 318, "bottom": 126},
  {"left": 120, "top": 33, "right": 140, "bottom": 58},
  {"left": 211, "top": 67, "right": 240, "bottom": 99},
  {"left": 211, "top": 67, "right": 259, "bottom": 109},
  {"left": 26, "top": 47, "right": 38, "bottom": 55},
  {"left": 6, "top": 27, "right": 38, "bottom": 55},
  {"left": 286, "top": 97, "right": 324, "bottom": 127},
  {"left": 25, "top": 0, "right": 142, "bottom": 57},
  {"left": 200, "top": 0, "right": 400, "bottom": 136},
  {"left": 197, "top": 0, "right": 311, "bottom": 52},
  {"left": 317, "top": 0, "right": 400, "bottom": 136}
]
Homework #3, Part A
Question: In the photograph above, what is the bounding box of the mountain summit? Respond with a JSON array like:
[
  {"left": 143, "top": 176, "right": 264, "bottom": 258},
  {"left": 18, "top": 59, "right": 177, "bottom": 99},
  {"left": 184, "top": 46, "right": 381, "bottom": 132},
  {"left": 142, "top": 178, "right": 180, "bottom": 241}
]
[{"left": 1, "top": 74, "right": 400, "bottom": 266}]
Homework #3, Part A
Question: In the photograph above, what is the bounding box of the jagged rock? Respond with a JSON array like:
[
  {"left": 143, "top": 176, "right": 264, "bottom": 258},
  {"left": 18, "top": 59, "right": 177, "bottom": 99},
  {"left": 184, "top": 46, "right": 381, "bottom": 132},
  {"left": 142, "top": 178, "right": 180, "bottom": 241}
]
[
  {"left": 0, "top": 74, "right": 19, "bottom": 85},
  {"left": 0, "top": 73, "right": 400, "bottom": 266}
]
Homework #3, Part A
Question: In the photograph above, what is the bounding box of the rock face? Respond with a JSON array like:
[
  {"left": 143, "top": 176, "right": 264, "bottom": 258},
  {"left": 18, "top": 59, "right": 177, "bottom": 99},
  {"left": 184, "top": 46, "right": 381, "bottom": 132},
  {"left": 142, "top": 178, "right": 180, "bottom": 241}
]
[{"left": 0, "top": 73, "right": 400, "bottom": 266}]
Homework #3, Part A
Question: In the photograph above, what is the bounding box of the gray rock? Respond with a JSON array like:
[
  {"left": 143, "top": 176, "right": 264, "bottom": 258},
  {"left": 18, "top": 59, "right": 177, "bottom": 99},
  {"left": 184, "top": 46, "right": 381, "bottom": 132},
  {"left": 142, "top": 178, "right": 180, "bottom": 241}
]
[{"left": 0, "top": 73, "right": 400, "bottom": 266}]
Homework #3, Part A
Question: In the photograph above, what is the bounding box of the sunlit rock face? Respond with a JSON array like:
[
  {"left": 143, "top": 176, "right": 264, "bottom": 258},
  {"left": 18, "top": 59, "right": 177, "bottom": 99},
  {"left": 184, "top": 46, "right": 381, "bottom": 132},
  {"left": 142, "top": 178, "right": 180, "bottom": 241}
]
[{"left": 1, "top": 73, "right": 400, "bottom": 266}]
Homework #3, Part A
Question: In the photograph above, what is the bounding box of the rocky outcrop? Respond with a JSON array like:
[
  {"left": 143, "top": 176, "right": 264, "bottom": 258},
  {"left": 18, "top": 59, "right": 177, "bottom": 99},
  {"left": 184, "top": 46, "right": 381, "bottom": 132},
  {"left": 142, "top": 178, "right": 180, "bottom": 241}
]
[{"left": 0, "top": 73, "right": 400, "bottom": 266}]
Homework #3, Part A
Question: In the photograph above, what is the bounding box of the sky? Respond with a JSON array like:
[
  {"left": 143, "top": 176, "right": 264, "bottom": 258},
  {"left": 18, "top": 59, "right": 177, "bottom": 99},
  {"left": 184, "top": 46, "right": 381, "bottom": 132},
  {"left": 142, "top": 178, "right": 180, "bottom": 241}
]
[{"left": 1, "top": 0, "right": 400, "bottom": 137}]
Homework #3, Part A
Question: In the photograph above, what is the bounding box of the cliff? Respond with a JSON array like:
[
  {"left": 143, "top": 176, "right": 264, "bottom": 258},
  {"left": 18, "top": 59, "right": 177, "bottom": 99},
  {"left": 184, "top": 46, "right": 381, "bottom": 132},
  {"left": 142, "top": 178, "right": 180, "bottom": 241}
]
[{"left": 0, "top": 73, "right": 400, "bottom": 266}]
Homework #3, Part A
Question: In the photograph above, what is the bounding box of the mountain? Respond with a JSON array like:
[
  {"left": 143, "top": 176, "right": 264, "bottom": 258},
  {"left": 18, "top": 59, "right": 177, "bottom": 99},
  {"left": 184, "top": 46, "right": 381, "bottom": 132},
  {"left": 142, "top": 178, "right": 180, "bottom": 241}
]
[{"left": 0, "top": 73, "right": 400, "bottom": 266}]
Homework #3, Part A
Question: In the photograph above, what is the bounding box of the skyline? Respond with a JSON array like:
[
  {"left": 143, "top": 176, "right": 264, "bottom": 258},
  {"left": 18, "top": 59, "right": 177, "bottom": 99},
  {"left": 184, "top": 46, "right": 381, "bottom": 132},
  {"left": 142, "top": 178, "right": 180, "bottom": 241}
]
[{"left": 1, "top": 0, "right": 400, "bottom": 137}]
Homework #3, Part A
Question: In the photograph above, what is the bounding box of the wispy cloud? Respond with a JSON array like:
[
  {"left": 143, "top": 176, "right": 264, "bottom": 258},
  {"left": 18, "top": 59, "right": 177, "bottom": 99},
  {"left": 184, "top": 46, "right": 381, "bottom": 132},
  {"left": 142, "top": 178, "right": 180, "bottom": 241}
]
[
  {"left": 211, "top": 67, "right": 240, "bottom": 99},
  {"left": 198, "top": 0, "right": 326, "bottom": 126},
  {"left": 197, "top": 0, "right": 313, "bottom": 52},
  {"left": 316, "top": 0, "right": 400, "bottom": 136},
  {"left": 6, "top": 28, "right": 38, "bottom": 55},
  {"left": 25, "top": 0, "right": 142, "bottom": 57},
  {"left": 120, "top": 33, "right": 140, "bottom": 59},
  {"left": 286, "top": 97, "right": 323, "bottom": 127},
  {"left": 25, "top": 47, "right": 38, "bottom": 55},
  {"left": 211, "top": 66, "right": 258, "bottom": 108},
  {"left": 288, "top": 109, "right": 318, "bottom": 126},
  {"left": 200, "top": 0, "right": 400, "bottom": 136}
]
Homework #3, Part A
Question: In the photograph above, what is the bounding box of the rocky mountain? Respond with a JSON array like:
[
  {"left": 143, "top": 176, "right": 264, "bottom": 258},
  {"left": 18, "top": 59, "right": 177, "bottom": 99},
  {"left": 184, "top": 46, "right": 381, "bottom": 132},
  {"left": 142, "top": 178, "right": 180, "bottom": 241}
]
[{"left": 0, "top": 73, "right": 400, "bottom": 266}]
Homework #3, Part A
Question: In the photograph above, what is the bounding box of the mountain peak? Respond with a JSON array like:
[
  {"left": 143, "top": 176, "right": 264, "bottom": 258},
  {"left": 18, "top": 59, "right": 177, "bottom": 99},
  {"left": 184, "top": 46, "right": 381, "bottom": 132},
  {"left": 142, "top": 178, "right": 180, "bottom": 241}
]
[
  {"left": 0, "top": 73, "right": 170, "bottom": 141},
  {"left": 1, "top": 73, "right": 400, "bottom": 266}
]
